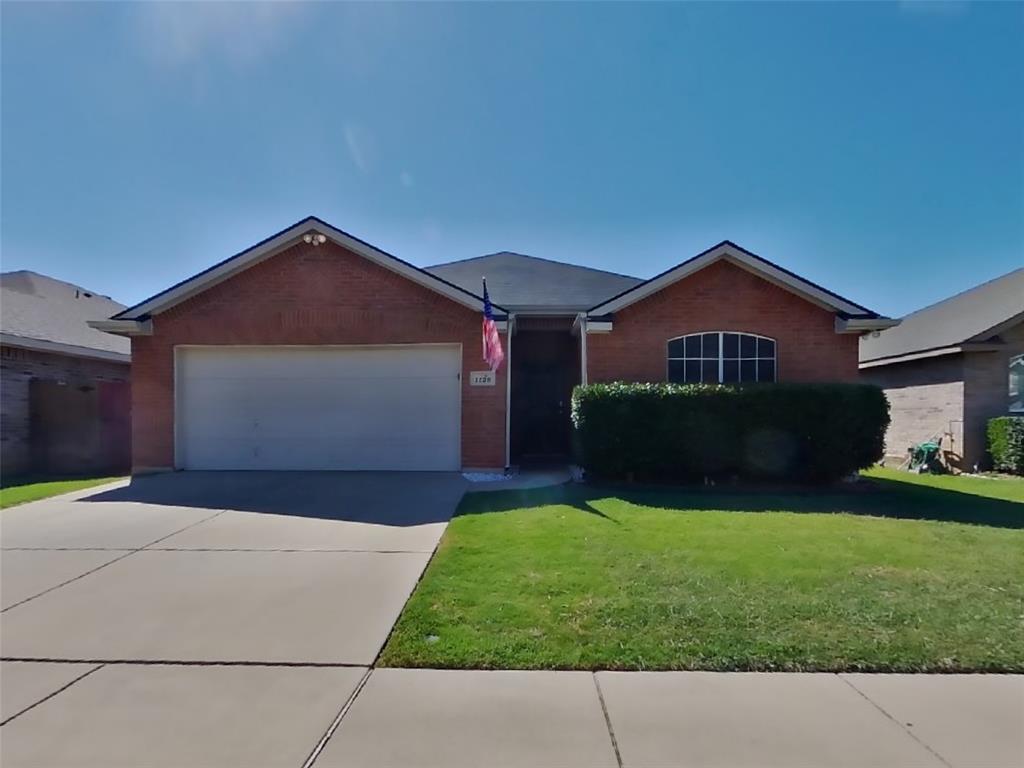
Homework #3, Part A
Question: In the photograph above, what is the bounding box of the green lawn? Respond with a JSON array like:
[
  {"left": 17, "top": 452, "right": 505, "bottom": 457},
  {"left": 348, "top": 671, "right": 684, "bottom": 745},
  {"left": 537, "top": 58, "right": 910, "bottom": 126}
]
[
  {"left": 0, "top": 476, "right": 123, "bottom": 509},
  {"left": 380, "top": 468, "right": 1024, "bottom": 672}
]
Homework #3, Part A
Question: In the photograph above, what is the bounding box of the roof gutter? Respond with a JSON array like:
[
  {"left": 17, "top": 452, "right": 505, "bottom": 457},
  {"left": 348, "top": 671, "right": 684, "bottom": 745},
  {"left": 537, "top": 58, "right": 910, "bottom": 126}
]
[
  {"left": 0, "top": 332, "right": 131, "bottom": 363},
  {"left": 835, "top": 317, "right": 900, "bottom": 334},
  {"left": 859, "top": 341, "right": 1005, "bottom": 369},
  {"left": 88, "top": 319, "right": 154, "bottom": 337}
]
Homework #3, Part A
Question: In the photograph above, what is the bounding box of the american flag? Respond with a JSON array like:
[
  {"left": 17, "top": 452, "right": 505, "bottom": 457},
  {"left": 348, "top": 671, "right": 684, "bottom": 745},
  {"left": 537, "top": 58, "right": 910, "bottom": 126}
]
[{"left": 482, "top": 279, "right": 505, "bottom": 371}]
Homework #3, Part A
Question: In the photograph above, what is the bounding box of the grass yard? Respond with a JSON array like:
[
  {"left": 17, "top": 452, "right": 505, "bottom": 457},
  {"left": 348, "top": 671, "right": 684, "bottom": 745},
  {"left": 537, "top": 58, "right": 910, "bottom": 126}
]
[
  {"left": 0, "top": 476, "right": 123, "bottom": 509},
  {"left": 381, "top": 468, "right": 1023, "bottom": 672}
]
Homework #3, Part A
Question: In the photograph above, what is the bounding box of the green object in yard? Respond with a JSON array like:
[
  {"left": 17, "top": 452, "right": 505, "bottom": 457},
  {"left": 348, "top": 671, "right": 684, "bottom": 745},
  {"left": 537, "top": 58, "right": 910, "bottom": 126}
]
[{"left": 908, "top": 441, "right": 942, "bottom": 473}]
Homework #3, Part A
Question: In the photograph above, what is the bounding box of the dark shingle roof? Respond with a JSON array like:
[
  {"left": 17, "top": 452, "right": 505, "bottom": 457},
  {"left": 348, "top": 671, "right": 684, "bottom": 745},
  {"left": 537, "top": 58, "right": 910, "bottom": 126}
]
[
  {"left": 1, "top": 271, "right": 130, "bottom": 357},
  {"left": 860, "top": 267, "right": 1024, "bottom": 363},
  {"left": 426, "top": 252, "right": 642, "bottom": 311}
]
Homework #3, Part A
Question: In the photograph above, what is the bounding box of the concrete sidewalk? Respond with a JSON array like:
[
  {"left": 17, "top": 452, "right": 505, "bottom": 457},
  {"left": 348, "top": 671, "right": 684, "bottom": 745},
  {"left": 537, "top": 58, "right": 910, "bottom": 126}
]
[{"left": 3, "top": 666, "right": 1020, "bottom": 767}]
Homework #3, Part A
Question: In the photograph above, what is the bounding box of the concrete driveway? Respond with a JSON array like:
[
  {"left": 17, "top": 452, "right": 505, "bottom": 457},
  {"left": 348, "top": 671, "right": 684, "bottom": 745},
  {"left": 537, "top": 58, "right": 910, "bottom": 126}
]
[{"left": 0, "top": 471, "right": 465, "bottom": 766}]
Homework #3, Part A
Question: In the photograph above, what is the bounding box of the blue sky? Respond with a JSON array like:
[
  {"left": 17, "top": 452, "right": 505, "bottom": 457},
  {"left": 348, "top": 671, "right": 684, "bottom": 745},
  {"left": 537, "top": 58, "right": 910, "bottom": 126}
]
[{"left": 2, "top": 2, "right": 1021, "bottom": 316}]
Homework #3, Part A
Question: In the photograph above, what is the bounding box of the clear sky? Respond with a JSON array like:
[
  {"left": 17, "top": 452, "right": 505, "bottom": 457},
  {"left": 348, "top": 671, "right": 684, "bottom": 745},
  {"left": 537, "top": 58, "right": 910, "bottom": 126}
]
[{"left": 2, "top": 1, "right": 1021, "bottom": 317}]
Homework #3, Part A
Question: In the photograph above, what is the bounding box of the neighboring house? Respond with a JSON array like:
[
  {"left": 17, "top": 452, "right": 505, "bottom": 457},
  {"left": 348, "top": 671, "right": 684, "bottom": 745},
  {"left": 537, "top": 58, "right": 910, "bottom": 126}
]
[
  {"left": 91, "top": 216, "right": 893, "bottom": 474},
  {"left": 860, "top": 268, "right": 1024, "bottom": 471},
  {"left": 1, "top": 271, "right": 131, "bottom": 476}
]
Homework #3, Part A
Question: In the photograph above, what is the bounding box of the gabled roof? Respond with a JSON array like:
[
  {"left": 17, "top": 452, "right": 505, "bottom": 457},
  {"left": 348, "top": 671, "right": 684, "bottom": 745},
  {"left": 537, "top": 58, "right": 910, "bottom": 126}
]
[
  {"left": 112, "top": 216, "right": 504, "bottom": 321},
  {"left": 426, "top": 252, "right": 641, "bottom": 312},
  {"left": 860, "top": 267, "right": 1024, "bottom": 365},
  {"left": 588, "top": 240, "right": 882, "bottom": 318},
  {"left": 0, "top": 271, "right": 130, "bottom": 362}
]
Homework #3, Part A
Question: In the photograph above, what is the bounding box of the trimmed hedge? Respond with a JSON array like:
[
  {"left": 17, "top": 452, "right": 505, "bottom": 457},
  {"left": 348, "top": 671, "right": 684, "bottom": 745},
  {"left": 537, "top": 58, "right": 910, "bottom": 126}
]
[
  {"left": 571, "top": 382, "right": 889, "bottom": 484},
  {"left": 986, "top": 416, "right": 1024, "bottom": 475}
]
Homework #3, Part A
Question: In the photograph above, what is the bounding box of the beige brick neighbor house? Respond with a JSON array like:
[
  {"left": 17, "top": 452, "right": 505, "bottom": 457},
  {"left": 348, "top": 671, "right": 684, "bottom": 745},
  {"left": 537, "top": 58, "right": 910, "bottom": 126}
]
[{"left": 860, "top": 268, "right": 1024, "bottom": 471}]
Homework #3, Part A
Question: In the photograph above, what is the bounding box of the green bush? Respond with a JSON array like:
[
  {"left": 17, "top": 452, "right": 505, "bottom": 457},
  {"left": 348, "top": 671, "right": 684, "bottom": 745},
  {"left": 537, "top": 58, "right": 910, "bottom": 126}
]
[
  {"left": 986, "top": 416, "right": 1024, "bottom": 475},
  {"left": 571, "top": 382, "right": 889, "bottom": 484}
]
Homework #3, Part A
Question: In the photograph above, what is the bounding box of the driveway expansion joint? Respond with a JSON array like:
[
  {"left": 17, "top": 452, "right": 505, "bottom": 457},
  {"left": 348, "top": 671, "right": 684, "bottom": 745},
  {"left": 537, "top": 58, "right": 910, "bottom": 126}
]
[
  {"left": 592, "top": 673, "right": 624, "bottom": 768},
  {"left": 0, "top": 508, "right": 228, "bottom": 613},
  {"left": 837, "top": 673, "right": 955, "bottom": 768},
  {"left": 302, "top": 667, "right": 374, "bottom": 768},
  {"left": 140, "top": 547, "right": 436, "bottom": 554},
  {"left": 0, "top": 662, "right": 105, "bottom": 727},
  {"left": 1, "top": 547, "right": 137, "bottom": 552},
  {"left": 1, "top": 657, "right": 369, "bottom": 668}
]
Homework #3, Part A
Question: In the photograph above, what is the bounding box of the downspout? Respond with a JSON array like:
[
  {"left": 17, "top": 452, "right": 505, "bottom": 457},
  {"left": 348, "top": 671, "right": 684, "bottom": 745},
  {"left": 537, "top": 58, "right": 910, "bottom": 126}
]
[
  {"left": 578, "top": 312, "right": 589, "bottom": 386},
  {"left": 504, "top": 313, "right": 515, "bottom": 471}
]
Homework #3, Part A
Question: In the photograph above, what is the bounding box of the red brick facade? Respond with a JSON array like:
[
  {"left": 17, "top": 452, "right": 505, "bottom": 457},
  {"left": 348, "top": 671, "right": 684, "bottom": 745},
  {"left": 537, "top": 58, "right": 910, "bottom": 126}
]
[
  {"left": 131, "top": 240, "right": 507, "bottom": 471},
  {"left": 132, "top": 245, "right": 859, "bottom": 473},
  {"left": 586, "top": 260, "right": 858, "bottom": 384}
]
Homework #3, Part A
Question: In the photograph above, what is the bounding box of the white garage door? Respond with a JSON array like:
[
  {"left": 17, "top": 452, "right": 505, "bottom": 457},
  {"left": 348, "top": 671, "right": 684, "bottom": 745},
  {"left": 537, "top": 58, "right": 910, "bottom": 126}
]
[{"left": 176, "top": 345, "right": 461, "bottom": 471}]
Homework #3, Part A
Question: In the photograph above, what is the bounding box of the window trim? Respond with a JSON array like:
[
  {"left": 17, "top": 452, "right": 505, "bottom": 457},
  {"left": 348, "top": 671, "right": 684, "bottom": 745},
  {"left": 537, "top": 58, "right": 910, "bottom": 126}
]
[
  {"left": 1010, "top": 353, "right": 1024, "bottom": 413},
  {"left": 666, "top": 331, "right": 778, "bottom": 384}
]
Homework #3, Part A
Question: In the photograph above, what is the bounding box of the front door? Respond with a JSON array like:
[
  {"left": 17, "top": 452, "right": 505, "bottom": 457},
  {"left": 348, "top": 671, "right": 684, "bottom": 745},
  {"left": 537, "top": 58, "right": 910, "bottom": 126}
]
[{"left": 510, "top": 330, "right": 579, "bottom": 464}]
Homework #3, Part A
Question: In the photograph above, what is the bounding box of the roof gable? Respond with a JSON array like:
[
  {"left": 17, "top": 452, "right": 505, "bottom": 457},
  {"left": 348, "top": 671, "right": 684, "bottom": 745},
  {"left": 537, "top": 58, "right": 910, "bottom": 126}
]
[
  {"left": 860, "top": 267, "right": 1024, "bottom": 364},
  {"left": 426, "top": 252, "right": 641, "bottom": 311},
  {"left": 113, "top": 216, "right": 501, "bottom": 321},
  {"left": 588, "top": 241, "right": 879, "bottom": 318}
]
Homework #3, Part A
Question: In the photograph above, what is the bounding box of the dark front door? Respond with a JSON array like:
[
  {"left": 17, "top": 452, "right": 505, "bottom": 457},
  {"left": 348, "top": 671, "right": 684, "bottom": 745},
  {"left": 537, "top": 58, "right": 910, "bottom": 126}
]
[{"left": 511, "top": 330, "right": 580, "bottom": 464}]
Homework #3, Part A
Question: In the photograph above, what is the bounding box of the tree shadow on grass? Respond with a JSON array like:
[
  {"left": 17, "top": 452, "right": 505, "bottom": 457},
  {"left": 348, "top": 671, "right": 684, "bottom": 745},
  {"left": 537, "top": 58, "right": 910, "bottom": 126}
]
[
  {"left": 457, "top": 478, "right": 1024, "bottom": 530},
  {"left": 458, "top": 485, "right": 622, "bottom": 523}
]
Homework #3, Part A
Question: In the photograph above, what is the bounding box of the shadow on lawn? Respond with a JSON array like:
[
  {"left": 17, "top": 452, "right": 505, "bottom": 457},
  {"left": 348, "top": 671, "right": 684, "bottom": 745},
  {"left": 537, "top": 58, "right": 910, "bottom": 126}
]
[{"left": 458, "top": 478, "right": 1024, "bottom": 530}]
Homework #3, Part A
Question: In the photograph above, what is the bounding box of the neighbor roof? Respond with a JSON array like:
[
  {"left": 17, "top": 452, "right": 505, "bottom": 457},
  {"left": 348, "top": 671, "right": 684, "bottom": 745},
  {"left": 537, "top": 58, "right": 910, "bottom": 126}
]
[
  {"left": 426, "top": 252, "right": 642, "bottom": 311},
  {"left": 0, "top": 271, "right": 130, "bottom": 361},
  {"left": 860, "top": 267, "right": 1024, "bottom": 365}
]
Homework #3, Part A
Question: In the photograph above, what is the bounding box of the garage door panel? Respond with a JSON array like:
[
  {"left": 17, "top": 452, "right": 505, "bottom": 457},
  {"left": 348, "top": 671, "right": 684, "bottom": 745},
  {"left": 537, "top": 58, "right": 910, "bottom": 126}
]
[{"left": 177, "top": 346, "right": 461, "bottom": 471}]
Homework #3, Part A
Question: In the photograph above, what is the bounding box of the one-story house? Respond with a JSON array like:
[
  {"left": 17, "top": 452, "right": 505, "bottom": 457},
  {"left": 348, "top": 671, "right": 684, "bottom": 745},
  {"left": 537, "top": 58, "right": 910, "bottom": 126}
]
[
  {"left": 1, "top": 271, "right": 131, "bottom": 476},
  {"left": 92, "top": 216, "right": 893, "bottom": 474},
  {"left": 860, "top": 267, "right": 1024, "bottom": 471}
]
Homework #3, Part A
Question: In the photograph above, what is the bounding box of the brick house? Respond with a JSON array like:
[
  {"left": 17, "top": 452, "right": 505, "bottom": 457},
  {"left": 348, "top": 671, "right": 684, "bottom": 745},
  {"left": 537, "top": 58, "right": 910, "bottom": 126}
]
[
  {"left": 1, "top": 271, "right": 131, "bottom": 476},
  {"left": 860, "top": 268, "right": 1024, "bottom": 471},
  {"left": 92, "top": 216, "right": 893, "bottom": 474}
]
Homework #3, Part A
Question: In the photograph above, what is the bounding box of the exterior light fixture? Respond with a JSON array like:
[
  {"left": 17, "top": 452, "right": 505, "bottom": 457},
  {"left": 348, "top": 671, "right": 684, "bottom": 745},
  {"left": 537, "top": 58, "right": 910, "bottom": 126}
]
[{"left": 303, "top": 232, "right": 327, "bottom": 246}]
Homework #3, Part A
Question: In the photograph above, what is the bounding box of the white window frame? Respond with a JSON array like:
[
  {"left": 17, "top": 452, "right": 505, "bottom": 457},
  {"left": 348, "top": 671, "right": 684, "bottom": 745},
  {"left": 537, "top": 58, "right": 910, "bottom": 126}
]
[
  {"left": 1010, "top": 353, "right": 1024, "bottom": 413},
  {"left": 666, "top": 331, "right": 777, "bottom": 384}
]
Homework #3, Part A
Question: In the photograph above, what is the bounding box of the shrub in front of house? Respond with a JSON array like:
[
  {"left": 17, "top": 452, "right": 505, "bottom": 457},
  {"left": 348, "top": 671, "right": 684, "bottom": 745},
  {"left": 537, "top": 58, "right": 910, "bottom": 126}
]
[
  {"left": 986, "top": 416, "right": 1024, "bottom": 475},
  {"left": 571, "top": 382, "right": 889, "bottom": 484}
]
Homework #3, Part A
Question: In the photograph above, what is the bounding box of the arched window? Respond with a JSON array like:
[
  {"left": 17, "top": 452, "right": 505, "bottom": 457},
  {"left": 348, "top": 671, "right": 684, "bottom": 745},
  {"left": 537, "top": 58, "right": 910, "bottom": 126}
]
[
  {"left": 667, "top": 332, "right": 776, "bottom": 384},
  {"left": 1010, "top": 354, "right": 1023, "bottom": 413}
]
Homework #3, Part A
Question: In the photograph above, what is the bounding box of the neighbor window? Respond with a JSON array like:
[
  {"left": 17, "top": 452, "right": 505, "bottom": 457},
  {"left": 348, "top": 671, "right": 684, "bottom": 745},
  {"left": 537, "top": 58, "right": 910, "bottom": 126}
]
[
  {"left": 1010, "top": 354, "right": 1024, "bottom": 413},
  {"left": 667, "top": 332, "right": 776, "bottom": 384}
]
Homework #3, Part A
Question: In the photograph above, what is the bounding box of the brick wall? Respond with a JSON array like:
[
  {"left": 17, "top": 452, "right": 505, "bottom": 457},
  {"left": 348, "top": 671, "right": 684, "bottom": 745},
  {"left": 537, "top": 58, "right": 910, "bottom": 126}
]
[
  {"left": 963, "top": 320, "right": 1024, "bottom": 469},
  {"left": 131, "top": 239, "right": 506, "bottom": 472},
  {"left": 0, "top": 345, "right": 129, "bottom": 476},
  {"left": 861, "top": 355, "right": 965, "bottom": 467},
  {"left": 587, "top": 259, "right": 859, "bottom": 383}
]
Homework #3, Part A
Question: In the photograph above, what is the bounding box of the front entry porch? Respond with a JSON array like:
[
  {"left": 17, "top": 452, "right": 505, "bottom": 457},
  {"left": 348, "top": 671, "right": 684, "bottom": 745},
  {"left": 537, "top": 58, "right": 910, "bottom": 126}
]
[{"left": 509, "top": 318, "right": 582, "bottom": 466}]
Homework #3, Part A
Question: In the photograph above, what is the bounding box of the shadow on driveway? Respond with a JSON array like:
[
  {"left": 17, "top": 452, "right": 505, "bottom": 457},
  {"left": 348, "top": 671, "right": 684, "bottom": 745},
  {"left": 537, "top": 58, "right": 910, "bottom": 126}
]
[{"left": 79, "top": 471, "right": 468, "bottom": 527}]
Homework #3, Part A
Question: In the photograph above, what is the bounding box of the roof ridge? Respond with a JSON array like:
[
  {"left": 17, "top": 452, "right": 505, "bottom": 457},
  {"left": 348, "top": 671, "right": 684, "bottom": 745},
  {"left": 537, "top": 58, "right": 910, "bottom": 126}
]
[
  {"left": 898, "top": 266, "right": 1024, "bottom": 320},
  {"left": 427, "top": 251, "right": 641, "bottom": 281},
  {"left": 0, "top": 269, "right": 120, "bottom": 304}
]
